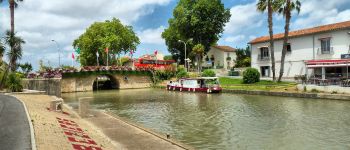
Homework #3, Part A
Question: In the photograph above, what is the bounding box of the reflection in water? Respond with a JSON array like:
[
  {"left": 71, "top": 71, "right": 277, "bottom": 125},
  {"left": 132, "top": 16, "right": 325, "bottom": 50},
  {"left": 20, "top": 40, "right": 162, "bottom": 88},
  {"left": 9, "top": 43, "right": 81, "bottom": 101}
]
[{"left": 63, "top": 89, "right": 350, "bottom": 150}]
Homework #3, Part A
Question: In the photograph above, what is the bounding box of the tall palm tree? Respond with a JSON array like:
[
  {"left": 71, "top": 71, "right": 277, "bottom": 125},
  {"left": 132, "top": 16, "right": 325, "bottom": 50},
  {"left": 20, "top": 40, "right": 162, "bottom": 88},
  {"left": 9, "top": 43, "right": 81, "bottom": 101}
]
[
  {"left": 257, "top": 0, "right": 278, "bottom": 81},
  {"left": 192, "top": 44, "right": 205, "bottom": 72},
  {"left": 0, "top": 41, "right": 5, "bottom": 63},
  {"left": 276, "top": 0, "right": 301, "bottom": 82},
  {"left": 5, "top": 30, "right": 25, "bottom": 71},
  {"left": 0, "top": 0, "right": 23, "bottom": 33},
  {"left": 0, "top": 31, "right": 25, "bottom": 88}
]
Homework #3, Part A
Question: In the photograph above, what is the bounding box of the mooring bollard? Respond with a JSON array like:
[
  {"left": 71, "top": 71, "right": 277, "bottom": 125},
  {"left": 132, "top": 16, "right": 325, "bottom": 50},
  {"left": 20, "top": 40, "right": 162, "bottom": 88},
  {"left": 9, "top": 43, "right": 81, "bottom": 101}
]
[{"left": 79, "top": 97, "right": 93, "bottom": 118}]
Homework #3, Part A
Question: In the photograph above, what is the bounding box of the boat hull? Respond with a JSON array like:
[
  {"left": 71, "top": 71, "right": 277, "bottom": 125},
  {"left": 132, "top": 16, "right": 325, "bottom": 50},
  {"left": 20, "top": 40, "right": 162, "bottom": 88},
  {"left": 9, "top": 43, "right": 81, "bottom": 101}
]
[{"left": 166, "top": 85, "right": 222, "bottom": 93}]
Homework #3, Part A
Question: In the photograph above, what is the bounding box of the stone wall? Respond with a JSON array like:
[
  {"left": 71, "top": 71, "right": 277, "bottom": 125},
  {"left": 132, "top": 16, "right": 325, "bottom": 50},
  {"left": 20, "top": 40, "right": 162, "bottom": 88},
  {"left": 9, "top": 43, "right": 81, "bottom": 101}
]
[
  {"left": 22, "top": 78, "right": 62, "bottom": 97},
  {"left": 61, "top": 74, "right": 152, "bottom": 93},
  {"left": 23, "top": 74, "right": 152, "bottom": 96},
  {"left": 297, "top": 84, "right": 350, "bottom": 94}
]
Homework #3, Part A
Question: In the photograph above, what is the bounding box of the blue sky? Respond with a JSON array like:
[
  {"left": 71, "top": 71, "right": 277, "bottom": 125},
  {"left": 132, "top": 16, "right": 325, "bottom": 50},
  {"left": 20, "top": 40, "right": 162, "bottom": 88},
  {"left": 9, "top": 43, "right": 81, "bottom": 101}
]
[{"left": 1, "top": 0, "right": 350, "bottom": 70}]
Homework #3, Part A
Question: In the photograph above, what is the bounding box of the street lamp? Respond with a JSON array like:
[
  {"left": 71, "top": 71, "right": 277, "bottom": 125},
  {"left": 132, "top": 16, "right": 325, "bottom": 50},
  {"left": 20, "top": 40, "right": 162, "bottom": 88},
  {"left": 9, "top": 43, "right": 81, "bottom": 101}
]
[
  {"left": 51, "top": 40, "right": 61, "bottom": 67},
  {"left": 178, "top": 38, "right": 192, "bottom": 71}
]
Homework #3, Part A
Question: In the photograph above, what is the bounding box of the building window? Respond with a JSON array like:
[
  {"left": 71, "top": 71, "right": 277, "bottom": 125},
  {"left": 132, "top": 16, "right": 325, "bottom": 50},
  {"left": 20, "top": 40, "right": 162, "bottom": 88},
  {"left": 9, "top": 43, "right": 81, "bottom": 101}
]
[
  {"left": 285, "top": 43, "right": 292, "bottom": 53},
  {"left": 320, "top": 38, "right": 331, "bottom": 54},
  {"left": 260, "top": 47, "right": 269, "bottom": 58}
]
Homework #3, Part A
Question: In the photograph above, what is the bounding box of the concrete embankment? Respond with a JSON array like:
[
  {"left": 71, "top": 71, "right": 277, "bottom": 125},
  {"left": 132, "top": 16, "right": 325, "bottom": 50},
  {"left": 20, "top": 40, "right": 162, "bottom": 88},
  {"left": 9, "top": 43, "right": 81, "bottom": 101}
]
[
  {"left": 13, "top": 93, "right": 190, "bottom": 150},
  {"left": 222, "top": 89, "right": 350, "bottom": 101},
  {"left": 81, "top": 110, "right": 193, "bottom": 150}
]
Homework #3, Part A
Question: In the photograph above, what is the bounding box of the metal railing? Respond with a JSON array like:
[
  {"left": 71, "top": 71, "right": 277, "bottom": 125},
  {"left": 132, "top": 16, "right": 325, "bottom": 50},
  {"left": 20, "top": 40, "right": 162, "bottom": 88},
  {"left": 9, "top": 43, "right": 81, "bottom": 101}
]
[
  {"left": 258, "top": 54, "right": 270, "bottom": 61},
  {"left": 317, "top": 47, "right": 334, "bottom": 55}
]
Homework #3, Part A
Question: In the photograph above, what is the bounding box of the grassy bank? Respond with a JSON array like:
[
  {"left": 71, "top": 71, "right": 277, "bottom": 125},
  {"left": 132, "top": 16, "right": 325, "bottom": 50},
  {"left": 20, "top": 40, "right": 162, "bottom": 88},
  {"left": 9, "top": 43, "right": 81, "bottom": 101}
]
[{"left": 219, "top": 77, "right": 297, "bottom": 91}]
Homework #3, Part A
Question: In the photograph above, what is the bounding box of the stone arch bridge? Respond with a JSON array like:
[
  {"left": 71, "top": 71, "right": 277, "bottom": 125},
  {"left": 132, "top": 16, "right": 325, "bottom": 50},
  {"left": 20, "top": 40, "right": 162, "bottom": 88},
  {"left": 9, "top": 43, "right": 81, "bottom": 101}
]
[{"left": 61, "top": 71, "right": 153, "bottom": 93}]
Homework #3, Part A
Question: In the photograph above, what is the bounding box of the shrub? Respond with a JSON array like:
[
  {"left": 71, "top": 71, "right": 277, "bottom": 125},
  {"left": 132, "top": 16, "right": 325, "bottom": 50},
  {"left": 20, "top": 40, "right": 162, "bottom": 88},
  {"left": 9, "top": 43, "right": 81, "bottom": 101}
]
[
  {"left": 6, "top": 73, "right": 23, "bottom": 92},
  {"left": 189, "top": 72, "right": 200, "bottom": 78},
  {"left": 242, "top": 68, "right": 260, "bottom": 84},
  {"left": 202, "top": 69, "right": 216, "bottom": 77},
  {"left": 176, "top": 70, "right": 188, "bottom": 79}
]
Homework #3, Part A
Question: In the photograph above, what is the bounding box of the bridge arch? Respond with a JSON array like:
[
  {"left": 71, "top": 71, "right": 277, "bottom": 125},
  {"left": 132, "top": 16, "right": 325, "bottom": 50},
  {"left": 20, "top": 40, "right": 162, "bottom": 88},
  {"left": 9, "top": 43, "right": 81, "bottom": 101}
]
[{"left": 92, "top": 74, "right": 120, "bottom": 90}]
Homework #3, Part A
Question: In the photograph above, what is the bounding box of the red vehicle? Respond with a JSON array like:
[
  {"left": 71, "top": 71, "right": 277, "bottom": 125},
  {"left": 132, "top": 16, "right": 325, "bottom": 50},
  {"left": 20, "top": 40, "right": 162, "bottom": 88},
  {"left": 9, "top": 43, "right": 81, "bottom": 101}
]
[{"left": 134, "top": 58, "right": 175, "bottom": 69}]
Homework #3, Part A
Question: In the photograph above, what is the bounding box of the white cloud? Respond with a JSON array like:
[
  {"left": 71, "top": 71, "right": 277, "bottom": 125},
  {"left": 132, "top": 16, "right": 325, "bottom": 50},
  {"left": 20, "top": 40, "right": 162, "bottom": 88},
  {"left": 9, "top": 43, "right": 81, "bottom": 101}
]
[
  {"left": 0, "top": 0, "right": 171, "bottom": 69},
  {"left": 224, "top": 2, "right": 263, "bottom": 34},
  {"left": 224, "top": 35, "right": 246, "bottom": 43},
  {"left": 137, "top": 26, "right": 166, "bottom": 45},
  {"left": 292, "top": 0, "right": 350, "bottom": 29}
]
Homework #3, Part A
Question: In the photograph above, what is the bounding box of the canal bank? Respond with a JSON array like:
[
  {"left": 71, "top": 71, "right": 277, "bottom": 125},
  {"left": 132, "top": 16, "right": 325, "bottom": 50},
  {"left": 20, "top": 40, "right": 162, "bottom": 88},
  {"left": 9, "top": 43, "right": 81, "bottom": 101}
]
[
  {"left": 222, "top": 89, "right": 350, "bottom": 101},
  {"left": 13, "top": 93, "right": 190, "bottom": 150},
  {"left": 155, "top": 85, "right": 350, "bottom": 101}
]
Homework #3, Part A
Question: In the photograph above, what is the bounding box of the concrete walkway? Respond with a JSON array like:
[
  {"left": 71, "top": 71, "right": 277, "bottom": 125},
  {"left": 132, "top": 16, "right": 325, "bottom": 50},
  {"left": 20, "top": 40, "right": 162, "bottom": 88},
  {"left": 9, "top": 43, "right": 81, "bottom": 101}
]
[
  {"left": 84, "top": 110, "right": 191, "bottom": 150},
  {"left": 0, "top": 94, "right": 32, "bottom": 150}
]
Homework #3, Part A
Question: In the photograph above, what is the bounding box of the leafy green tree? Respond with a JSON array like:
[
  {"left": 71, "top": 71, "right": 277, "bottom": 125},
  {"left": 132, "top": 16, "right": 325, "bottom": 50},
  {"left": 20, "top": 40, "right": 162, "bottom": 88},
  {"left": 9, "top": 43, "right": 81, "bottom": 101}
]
[
  {"left": 191, "top": 44, "right": 205, "bottom": 72},
  {"left": 276, "top": 0, "right": 301, "bottom": 82},
  {"left": 164, "top": 55, "right": 173, "bottom": 60},
  {"left": 202, "top": 69, "right": 216, "bottom": 77},
  {"left": 73, "top": 18, "right": 140, "bottom": 66},
  {"left": 257, "top": 0, "right": 279, "bottom": 81},
  {"left": 235, "top": 46, "right": 251, "bottom": 68},
  {"left": 162, "top": 0, "right": 231, "bottom": 65}
]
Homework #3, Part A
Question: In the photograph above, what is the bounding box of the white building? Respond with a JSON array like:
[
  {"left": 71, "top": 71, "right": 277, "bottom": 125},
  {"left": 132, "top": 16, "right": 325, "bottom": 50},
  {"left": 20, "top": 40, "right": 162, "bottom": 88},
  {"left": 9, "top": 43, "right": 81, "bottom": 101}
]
[
  {"left": 249, "top": 20, "right": 350, "bottom": 80},
  {"left": 202, "top": 45, "right": 237, "bottom": 70}
]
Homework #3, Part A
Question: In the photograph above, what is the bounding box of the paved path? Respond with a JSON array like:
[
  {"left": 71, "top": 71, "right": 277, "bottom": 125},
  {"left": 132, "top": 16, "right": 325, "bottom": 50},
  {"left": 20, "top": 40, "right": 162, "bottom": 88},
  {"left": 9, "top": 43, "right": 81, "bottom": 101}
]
[
  {"left": 85, "top": 110, "right": 190, "bottom": 150},
  {"left": 0, "top": 94, "right": 32, "bottom": 150}
]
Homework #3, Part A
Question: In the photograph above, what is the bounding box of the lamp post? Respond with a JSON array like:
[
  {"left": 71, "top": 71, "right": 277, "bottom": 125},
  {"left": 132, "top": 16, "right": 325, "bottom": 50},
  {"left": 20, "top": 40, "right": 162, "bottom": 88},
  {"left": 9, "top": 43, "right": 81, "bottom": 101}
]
[
  {"left": 178, "top": 38, "right": 192, "bottom": 72},
  {"left": 51, "top": 40, "right": 61, "bottom": 67}
]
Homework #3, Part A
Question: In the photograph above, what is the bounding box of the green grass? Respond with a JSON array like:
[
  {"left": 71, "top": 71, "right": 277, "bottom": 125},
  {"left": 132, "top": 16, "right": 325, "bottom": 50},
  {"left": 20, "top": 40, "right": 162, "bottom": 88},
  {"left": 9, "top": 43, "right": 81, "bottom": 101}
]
[{"left": 219, "top": 77, "right": 297, "bottom": 91}]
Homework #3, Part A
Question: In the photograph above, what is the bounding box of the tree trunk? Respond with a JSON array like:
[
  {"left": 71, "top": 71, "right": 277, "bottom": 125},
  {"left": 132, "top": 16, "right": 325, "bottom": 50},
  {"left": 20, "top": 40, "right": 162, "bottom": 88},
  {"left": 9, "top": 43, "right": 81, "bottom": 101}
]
[
  {"left": 278, "top": 0, "right": 291, "bottom": 82},
  {"left": 268, "top": 0, "right": 276, "bottom": 81},
  {"left": 10, "top": 0, "right": 15, "bottom": 34}
]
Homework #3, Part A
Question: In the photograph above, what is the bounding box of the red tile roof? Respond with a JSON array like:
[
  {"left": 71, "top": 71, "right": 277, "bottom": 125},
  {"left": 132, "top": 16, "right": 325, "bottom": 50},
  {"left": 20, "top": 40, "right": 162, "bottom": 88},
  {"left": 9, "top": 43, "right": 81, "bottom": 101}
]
[
  {"left": 249, "top": 20, "right": 350, "bottom": 44},
  {"left": 212, "top": 45, "right": 236, "bottom": 52}
]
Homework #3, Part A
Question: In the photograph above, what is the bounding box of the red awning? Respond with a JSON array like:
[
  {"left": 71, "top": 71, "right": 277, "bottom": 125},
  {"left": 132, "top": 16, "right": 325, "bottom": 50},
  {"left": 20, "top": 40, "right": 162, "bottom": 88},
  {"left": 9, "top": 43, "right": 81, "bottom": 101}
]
[{"left": 306, "top": 59, "right": 350, "bottom": 68}]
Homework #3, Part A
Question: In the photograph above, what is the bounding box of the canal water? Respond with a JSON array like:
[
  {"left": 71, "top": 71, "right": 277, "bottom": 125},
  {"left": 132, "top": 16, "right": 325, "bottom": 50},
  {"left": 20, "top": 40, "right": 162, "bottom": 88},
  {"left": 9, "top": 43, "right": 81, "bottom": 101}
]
[{"left": 62, "top": 89, "right": 350, "bottom": 150}]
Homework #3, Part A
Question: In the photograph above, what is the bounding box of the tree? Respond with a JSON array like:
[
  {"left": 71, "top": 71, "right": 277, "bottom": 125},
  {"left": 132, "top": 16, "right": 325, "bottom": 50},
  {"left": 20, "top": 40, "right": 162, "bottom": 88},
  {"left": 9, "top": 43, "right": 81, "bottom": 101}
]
[
  {"left": 191, "top": 44, "right": 205, "bottom": 72},
  {"left": 164, "top": 55, "right": 173, "bottom": 60},
  {"left": 257, "top": 0, "right": 278, "bottom": 81},
  {"left": 73, "top": 18, "right": 140, "bottom": 66},
  {"left": 235, "top": 46, "right": 251, "bottom": 68},
  {"left": 0, "top": 31, "right": 25, "bottom": 88},
  {"left": 162, "top": 0, "right": 231, "bottom": 65},
  {"left": 5, "top": 30, "right": 25, "bottom": 72},
  {"left": 19, "top": 62, "right": 32, "bottom": 75},
  {"left": 276, "top": 0, "right": 301, "bottom": 82},
  {"left": 0, "top": 41, "right": 4, "bottom": 62},
  {"left": 0, "top": 0, "right": 23, "bottom": 34}
]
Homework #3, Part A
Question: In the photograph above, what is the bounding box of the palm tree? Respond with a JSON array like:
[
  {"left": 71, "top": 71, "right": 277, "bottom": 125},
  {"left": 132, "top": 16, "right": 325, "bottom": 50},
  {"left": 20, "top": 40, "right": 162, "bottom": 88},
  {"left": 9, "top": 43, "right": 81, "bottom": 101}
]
[
  {"left": 192, "top": 44, "right": 205, "bottom": 72},
  {"left": 276, "top": 0, "right": 301, "bottom": 82},
  {"left": 257, "top": 0, "right": 278, "bottom": 81},
  {"left": 5, "top": 30, "right": 25, "bottom": 71},
  {"left": 0, "top": 31, "right": 25, "bottom": 88},
  {"left": 0, "top": 41, "right": 5, "bottom": 63},
  {"left": 0, "top": 0, "right": 24, "bottom": 33}
]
